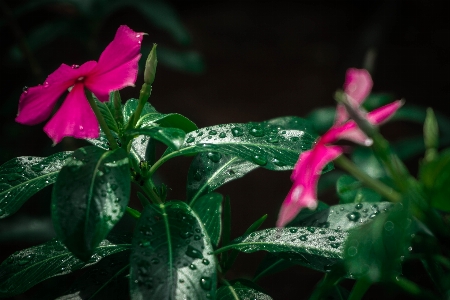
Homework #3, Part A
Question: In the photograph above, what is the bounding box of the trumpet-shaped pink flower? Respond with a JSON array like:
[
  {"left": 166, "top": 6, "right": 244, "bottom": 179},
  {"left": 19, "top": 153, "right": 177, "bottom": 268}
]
[
  {"left": 16, "top": 25, "right": 144, "bottom": 143},
  {"left": 277, "top": 69, "right": 403, "bottom": 227}
]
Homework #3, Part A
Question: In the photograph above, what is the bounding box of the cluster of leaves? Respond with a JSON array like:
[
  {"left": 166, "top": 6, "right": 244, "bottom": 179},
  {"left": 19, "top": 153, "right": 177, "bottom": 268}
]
[{"left": 2, "top": 80, "right": 450, "bottom": 298}]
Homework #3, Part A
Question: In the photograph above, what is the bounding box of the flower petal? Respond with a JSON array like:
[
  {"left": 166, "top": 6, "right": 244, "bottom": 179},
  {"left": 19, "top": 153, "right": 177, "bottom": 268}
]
[
  {"left": 85, "top": 54, "right": 141, "bottom": 101},
  {"left": 367, "top": 100, "right": 403, "bottom": 125},
  {"left": 343, "top": 68, "right": 373, "bottom": 105},
  {"left": 86, "top": 25, "right": 143, "bottom": 101},
  {"left": 279, "top": 145, "right": 342, "bottom": 227},
  {"left": 43, "top": 83, "right": 99, "bottom": 143},
  {"left": 16, "top": 61, "right": 97, "bottom": 125}
]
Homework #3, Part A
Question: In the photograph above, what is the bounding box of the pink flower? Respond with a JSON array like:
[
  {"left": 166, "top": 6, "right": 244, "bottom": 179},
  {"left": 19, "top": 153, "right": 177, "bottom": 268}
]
[
  {"left": 16, "top": 25, "right": 144, "bottom": 143},
  {"left": 277, "top": 69, "right": 403, "bottom": 227}
]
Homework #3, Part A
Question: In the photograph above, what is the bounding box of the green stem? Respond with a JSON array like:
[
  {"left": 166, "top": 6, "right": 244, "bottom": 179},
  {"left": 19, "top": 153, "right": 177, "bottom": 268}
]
[
  {"left": 148, "top": 151, "right": 180, "bottom": 177},
  {"left": 395, "top": 277, "right": 437, "bottom": 299},
  {"left": 142, "top": 178, "right": 163, "bottom": 204},
  {"left": 132, "top": 83, "right": 152, "bottom": 128},
  {"left": 334, "top": 155, "right": 402, "bottom": 202},
  {"left": 85, "top": 90, "right": 119, "bottom": 150}
]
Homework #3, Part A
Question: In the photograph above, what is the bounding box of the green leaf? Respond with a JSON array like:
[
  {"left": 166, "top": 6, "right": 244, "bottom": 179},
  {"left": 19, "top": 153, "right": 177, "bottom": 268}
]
[
  {"left": 290, "top": 202, "right": 394, "bottom": 231},
  {"left": 420, "top": 148, "right": 450, "bottom": 212},
  {"left": 350, "top": 147, "right": 385, "bottom": 179},
  {"left": 164, "top": 119, "right": 317, "bottom": 171},
  {"left": 138, "top": 110, "right": 198, "bottom": 134},
  {"left": 123, "top": 99, "right": 157, "bottom": 124},
  {"left": 344, "top": 202, "right": 413, "bottom": 281},
  {"left": 217, "top": 279, "right": 273, "bottom": 299},
  {"left": 336, "top": 175, "right": 381, "bottom": 204},
  {"left": 52, "top": 146, "right": 131, "bottom": 260},
  {"left": 0, "top": 238, "right": 130, "bottom": 298},
  {"left": 191, "top": 192, "right": 223, "bottom": 247},
  {"left": 55, "top": 251, "right": 130, "bottom": 300},
  {"left": 186, "top": 117, "right": 317, "bottom": 203},
  {"left": 126, "top": 127, "right": 186, "bottom": 150},
  {"left": 130, "top": 201, "right": 217, "bottom": 299},
  {"left": 186, "top": 152, "right": 259, "bottom": 203},
  {"left": 0, "top": 152, "right": 72, "bottom": 218},
  {"left": 94, "top": 96, "right": 121, "bottom": 133},
  {"left": 288, "top": 201, "right": 329, "bottom": 226},
  {"left": 217, "top": 227, "right": 347, "bottom": 273}
]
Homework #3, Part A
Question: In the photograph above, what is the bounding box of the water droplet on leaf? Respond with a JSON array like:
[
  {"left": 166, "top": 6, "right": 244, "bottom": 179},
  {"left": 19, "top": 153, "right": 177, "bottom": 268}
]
[
  {"left": 231, "top": 127, "right": 244, "bottom": 137},
  {"left": 185, "top": 245, "right": 203, "bottom": 259},
  {"left": 347, "top": 212, "right": 361, "bottom": 222}
]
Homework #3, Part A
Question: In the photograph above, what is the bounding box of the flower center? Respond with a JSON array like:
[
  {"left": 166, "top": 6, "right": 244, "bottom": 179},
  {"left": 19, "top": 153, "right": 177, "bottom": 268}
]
[{"left": 77, "top": 77, "right": 85, "bottom": 81}]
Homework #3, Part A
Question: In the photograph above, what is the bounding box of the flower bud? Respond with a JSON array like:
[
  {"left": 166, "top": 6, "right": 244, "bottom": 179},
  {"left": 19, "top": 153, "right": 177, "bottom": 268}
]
[{"left": 144, "top": 43, "right": 158, "bottom": 85}]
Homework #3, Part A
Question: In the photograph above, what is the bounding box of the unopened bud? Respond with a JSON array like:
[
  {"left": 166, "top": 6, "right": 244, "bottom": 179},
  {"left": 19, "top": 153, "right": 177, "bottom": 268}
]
[{"left": 144, "top": 43, "right": 158, "bottom": 84}]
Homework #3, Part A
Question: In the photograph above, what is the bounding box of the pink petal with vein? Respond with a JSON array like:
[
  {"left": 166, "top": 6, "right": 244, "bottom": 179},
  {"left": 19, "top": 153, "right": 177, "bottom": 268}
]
[
  {"left": 278, "top": 144, "right": 342, "bottom": 227},
  {"left": 85, "top": 54, "right": 141, "bottom": 101},
  {"left": 16, "top": 61, "right": 97, "bottom": 125},
  {"left": 343, "top": 68, "right": 373, "bottom": 105},
  {"left": 43, "top": 83, "right": 99, "bottom": 143}
]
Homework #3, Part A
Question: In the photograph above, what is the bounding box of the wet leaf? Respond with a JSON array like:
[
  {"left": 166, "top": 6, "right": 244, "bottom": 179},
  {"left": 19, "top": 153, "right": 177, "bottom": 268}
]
[
  {"left": 0, "top": 152, "right": 72, "bottom": 218},
  {"left": 0, "top": 238, "right": 130, "bottom": 298},
  {"left": 191, "top": 192, "right": 223, "bottom": 247},
  {"left": 126, "top": 127, "right": 186, "bottom": 150},
  {"left": 336, "top": 175, "right": 381, "bottom": 204},
  {"left": 164, "top": 118, "right": 317, "bottom": 171},
  {"left": 52, "top": 146, "right": 130, "bottom": 260},
  {"left": 217, "top": 227, "right": 347, "bottom": 273},
  {"left": 130, "top": 201, "right": 216, "bottom": 299}
]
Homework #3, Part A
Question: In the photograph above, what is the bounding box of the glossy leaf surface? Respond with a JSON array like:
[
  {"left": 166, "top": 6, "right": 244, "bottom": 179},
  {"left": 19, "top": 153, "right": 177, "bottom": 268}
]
[
  {"left": 165, "top": 118, "right": 316, "bottom": 171},
  {"left": 0, "top": 239, "right": 130, "bottom": 298},
  {"left": 52, "top": 146, "right": 130, "bottom": 260},
  {"left": 187, "top": 152, "right": 259, "bottom": 203},
  {"left": 126, "top": 127, "right": 186, "bottom": 150},
  {"left": 191, "top": 192, "right": 223, "bottom": 247},
  {"left": 220, "top": 227, "right": 347, "bottom": 272},
  {"left": 130, "top": 201, "right": 216, "bottom": 299},
  {"left": 0, "top": 152, "right": 72, "bottom": 218}
]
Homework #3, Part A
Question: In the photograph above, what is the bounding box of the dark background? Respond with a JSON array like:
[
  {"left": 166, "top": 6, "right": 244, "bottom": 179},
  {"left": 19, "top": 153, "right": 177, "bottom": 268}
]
[{"left": 0, "top": 0, "right": 449, "bottom": 298}]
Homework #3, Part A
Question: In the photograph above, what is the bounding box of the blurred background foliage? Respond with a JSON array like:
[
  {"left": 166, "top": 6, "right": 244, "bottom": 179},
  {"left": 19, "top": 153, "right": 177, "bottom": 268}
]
[{"left": 0, "top": 0, "right": 449, "bottom": 299}]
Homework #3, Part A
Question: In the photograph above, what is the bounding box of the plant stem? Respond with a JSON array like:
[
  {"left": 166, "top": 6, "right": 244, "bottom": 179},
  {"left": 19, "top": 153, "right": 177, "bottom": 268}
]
[
  {"left": 334, "top": 155, "right": 402, "bottom": 202},
  {"left": 132, "top": 83, "right": 152, "bottom": 128},
  {"left": 348, "top": 279, "right": 371, "bottom": 300},
  {"left": 142, "top": 178, "right": 163, "bottom": 204},
  {"left": 85, "top": 89, "right": 119, "bottom": 150},
  {"left": 148, "top": 151, "right": 180, "bottom": 177}
]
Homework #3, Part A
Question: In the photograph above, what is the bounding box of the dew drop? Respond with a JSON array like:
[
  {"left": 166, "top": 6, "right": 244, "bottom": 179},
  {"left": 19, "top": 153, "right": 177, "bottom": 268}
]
[
  {"left": 355, "top": 203, "right": 363, "bottom": 210},
  {"left": 330, "top": 243, "right": 340, "bottom": 249},
  {"left": 306, "top": 227, "right": 315, "bottom": 233},
  {"left": 22, "top": 86, "right": 28, "bottom": 93},
  {"left": 299, "top": 235, "right": 308, "bottom": 241},
  {"left": 18, "top": 254, "right": 33, "bottom": 266},
  {"left": 200, "top": 277, "right": 212, "bottom": 290},
  {"left": 266, "top": 135, "right": 279, "bottom": 143},
  {"left": 180, "top": 231, "right": 193, "bottom": 239},
  {"left": 346, "top": 212, "right": 361, "bottom": 222},
  {"left": 194, "top": 170, "right": 202, "bottom": 181},
  {"left": 136, "top": 34, "right": 141, "bottom": 38},
  {"left": 189, "top": 263, "right": 197, "bottom": 270},
  {"left": 289, "top": 228, "right": 298, "bottom": 233},
  {"left": 186, "top": 136, "right": 195, "bottom": 143},
  {"left": 328, "top": 236, "right": 336, "bottom": 241},
  {"left": 185, "top": 245, "right": 203, "bottom": 259},
  {"left": 71, "top": 64, "right": 80, "bottom": 69},
  {"left": 248, "top": 126, "right": 264, "bottom": 137},
  {"left": 208, "top": 130, "right": 217, "bottom": 135},
  {"left": 206, "top": 152, "right": 221, "bottom": 163},
  {"left": 384, "top": 221, "right": 394, "bottom": 231},
  {"left": 219, "top": 132, "right": 226, "bottom": 138},
  {"left": 272, "top": 158, "right": 286, "bottom": 167},
  {"left": 201, "top": 258, "right": 210, "bottom": 265},
  {"left": 79, "top": 125, "right": 84, "bottom": 131},
  {"left": 252, "top": 155, "right": 267, "bottom": 166},
  {"left": 231, "top": 127, "right": 244, "bottom": 137}
]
